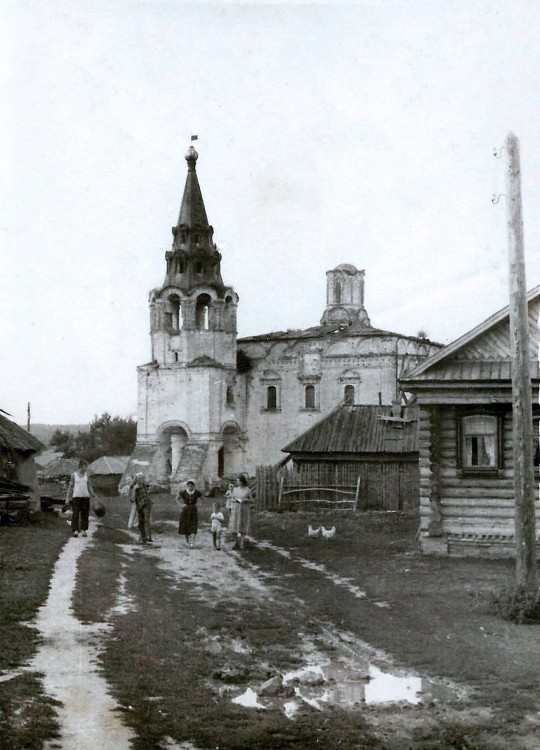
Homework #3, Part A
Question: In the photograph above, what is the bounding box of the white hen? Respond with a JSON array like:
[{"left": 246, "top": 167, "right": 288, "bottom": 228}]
[
  {"left": 321, "top": 525, "right": 336, "bottom": 540},
  {"left": 308, "top": 525, "right": 321, "bottom": 537}
]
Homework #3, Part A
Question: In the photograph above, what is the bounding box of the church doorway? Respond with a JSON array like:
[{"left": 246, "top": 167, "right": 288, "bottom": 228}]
[
  {"left": 159, "top": 425, "right": 188, "bottom": 480},
  {"left": 219, "top": 424, "right": 243, "bottom": 477}
]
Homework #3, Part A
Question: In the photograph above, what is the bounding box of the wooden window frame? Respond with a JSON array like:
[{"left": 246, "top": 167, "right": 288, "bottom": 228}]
[{"left": 457, "top": 408, "right": 504, "bottom": 477}]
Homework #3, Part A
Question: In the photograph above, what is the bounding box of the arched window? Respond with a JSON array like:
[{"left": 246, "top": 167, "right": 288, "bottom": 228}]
[
  {"left": 226, "top": 386, "right": 235, "bottom": 406},
  {"left": 169, "top": 294, "right": 181, "bottom": 330},
  {"left": 196, "top": 262, "right": 203, "bottom": 274},
  {"left": 344, "top": 385, "right": 355, "bottom": 405},
  {"left": 267, "top": 386, "right": 277, "bottom": 410},
  {"left": 174, "top": 352, "right": 179, "bottom": 362},
  {"left": 305, "top": 384, "right": 315, "bottom": 409},
  {"left": 334, "top": 280, "right": 341, "bottom": 304},
  {"left": 195, "top": 294, "right": 211, "bottom": 330}
]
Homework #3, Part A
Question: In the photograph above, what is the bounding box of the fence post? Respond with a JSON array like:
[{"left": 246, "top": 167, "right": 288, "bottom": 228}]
[
  {"left": 353, "top": 476, "right": 361, "bottom": 511},
  {"left": 277, "top": 476, "right": 284, "bottom": 509}
]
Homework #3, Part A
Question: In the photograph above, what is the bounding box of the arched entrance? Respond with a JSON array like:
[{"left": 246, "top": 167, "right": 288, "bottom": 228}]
[
  {"left": 219, "top": 424, "right": 243, "bottom": 477},
  {"left": 158, "top": 424, "right": 189, "bottom": 480}
]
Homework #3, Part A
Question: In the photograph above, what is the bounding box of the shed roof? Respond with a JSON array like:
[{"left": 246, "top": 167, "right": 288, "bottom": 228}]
[
  {"left": 0, "top": 412, "right": 44, "bottom": 453},
  {"left": 40, "top": 457, "right": 79, "bottom": 478},
  {"left": 282, "top": 405, "right": 418, "bottom": 455},
  {"left": 88, "top": 456, "right": 130, "bottom": 475},
  {"left": 35, "top": 450, "right": 63, "bottom": 468}
]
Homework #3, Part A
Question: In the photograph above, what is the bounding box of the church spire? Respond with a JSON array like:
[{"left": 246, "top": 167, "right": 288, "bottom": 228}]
[
  {"left": 176, "top": 146, "right": 210, "bottom": 231},
  {"left": 164, "top": 145, "right": 224, "bottom": 292}
]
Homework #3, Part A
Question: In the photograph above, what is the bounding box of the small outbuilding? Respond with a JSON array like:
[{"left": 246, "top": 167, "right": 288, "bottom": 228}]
[
  {"left": 0, "top": 410, "right": 44, "bottom": 513},
  {"left": 281, "top": 403, "right": 420, "bottom": 512},
  {"left": 88, "top": 456, "right": 130, "bottom": 494},
  {"left": 38, "top": 457, "right": 79, "bottom": 506},
  {"left": 401, "top": 287, "right": 540, "bottom": 557}
]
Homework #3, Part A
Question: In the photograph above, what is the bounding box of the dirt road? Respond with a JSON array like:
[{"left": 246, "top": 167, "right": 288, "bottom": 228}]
[{"left": 17, "top": 496, "right": 540, "bottom": 749}]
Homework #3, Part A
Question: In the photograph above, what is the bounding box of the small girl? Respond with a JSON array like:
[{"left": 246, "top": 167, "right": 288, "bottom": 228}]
[{"left": 210, "top": 501, "right": 225, "bottom": 551}]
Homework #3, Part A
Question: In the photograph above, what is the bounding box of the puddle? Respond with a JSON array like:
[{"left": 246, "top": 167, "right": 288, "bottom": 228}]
[
  {"left": 27, "top": 525, "right": 136, "bottom": 750},
  {"left": 232, "top": 687, "right": 266, "bottom": 709},
  {"left": 281, "top": 636, "right": 459, "bottom": 711}
]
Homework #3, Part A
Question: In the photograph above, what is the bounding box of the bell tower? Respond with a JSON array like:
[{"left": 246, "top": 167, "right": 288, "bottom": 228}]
[
  {"left": 129, "top": 145, "right": 240, "bottom": 491},
  {"left": 149, "top": 145, "right": 238, "bottom": 366}
]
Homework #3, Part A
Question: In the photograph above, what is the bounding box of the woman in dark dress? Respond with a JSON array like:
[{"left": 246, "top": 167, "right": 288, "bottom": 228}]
[{"left": 177, "top": 480, "right": 201, "bottom": 548}]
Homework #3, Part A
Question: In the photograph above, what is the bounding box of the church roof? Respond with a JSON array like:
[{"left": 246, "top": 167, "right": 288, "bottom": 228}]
[
  {"left": 239, "top": 321, "right": 438, "bottom": 345},
  {"left": 282, "top": 404, "right": 418, "bottom": 455}
]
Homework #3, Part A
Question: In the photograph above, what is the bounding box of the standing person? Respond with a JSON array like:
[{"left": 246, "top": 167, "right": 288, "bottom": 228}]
[
  {"left": 230, "top": 474, "right": 253, "bottom": 550},
  {"left": 66, "top": 459, "right": 98, "bottom": 538},
  {"left": 177, "top": 480, "right": 201, "bottom": 548},
  {"left": 131, "top": 472, "right": 153, "bottom": 544},
  {"left": 224, "top": 483, "right": 235, "bottom": 525},
  {"left": 210, "top": 501, "right": 225, "bottom": 551}
]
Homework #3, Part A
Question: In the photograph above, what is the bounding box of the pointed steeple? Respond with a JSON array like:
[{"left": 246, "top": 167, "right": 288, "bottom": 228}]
[
  {"left": 164, "top": 145, "right": 224, "bottom": 292},
  {"left": 176, "top": 146, "right": 210, "bottom": 230}
]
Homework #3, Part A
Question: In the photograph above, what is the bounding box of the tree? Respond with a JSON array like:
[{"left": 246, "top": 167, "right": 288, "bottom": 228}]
[
  {"left": 49, "top": 429, "right": 76, "bottom": 457},
  {"left": 49, "top": 414, "right": 137, "bottom": 463}
]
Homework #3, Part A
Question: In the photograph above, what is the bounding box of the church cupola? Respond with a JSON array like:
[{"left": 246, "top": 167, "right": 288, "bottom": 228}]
[
  {"left": 320, "top": 264, "right": 371, "bottom": 326},
  {"left": 164, "top": 145, "right": 225, "bottom": 294}
]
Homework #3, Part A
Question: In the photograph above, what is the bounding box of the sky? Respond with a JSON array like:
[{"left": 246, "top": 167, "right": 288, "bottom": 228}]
[{"left": 2, "top": 0, "right": 540, "bottom": 425}]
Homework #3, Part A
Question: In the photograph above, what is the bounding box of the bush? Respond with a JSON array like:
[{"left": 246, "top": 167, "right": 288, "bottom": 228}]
[{"left": 488, "top": 583, "right": 540, "bottom": 624}]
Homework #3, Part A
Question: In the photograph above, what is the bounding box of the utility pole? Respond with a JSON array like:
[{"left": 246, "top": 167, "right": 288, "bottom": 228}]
[
  {"left": 27, "top": 402, "right": 31, "bottom": 433},
  {"left": 506, "top": 132, "right": 537, "bottom": 590}
]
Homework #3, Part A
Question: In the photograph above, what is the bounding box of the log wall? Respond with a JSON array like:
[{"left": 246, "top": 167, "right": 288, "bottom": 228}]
[{"left": 419, "top": 404, "right": 540, "bottom": 556}]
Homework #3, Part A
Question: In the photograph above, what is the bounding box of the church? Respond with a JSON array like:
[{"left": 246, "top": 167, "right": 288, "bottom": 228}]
[{"left": 124, "top": 145, "right": 442, "bottom": 490}]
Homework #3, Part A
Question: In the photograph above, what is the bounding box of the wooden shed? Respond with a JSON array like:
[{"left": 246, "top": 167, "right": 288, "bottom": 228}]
[
  {"left": 38, "top": 457, "right": 79, "bottom": 506},
  {"left": 281, "top": 404, "right": 420, "bottom": 512},
  {"left": 401, "top": 287, "right": 540, "bottom": 557},
  {"left": 88, "top": 456, "right": 130, "bottom": 494},
  {"left": 0, "top": 410, "right": 44, "bottom": 514}
]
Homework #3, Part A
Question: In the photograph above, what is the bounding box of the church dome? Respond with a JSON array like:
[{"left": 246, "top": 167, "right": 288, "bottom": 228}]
[{"left": 334, "top": 263, "right": 358, "bottom": 274}]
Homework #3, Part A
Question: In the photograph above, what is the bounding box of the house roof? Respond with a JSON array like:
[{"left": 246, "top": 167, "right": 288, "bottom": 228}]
[
  {"left": 402, "top": 286, "right": 540, "bottom": 384},
  {"left": 88, "top": 456, "right": 130, "bottom": 475},
  {"left": 282, "top": 404, "right": 418, "bottom": 455},
  {"left": 40, "top": 457, "right": 79, "bottom": 478},
  {"left": 0, "top": 412, "right": 44, "bottom": 453}
]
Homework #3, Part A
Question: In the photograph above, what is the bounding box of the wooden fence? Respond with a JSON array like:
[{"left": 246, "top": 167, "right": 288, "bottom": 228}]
[{"left": 255, "top": 460, "right": 419, "bottom": 512}]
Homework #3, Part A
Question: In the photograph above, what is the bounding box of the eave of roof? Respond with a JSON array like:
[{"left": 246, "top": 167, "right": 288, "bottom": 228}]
[
  {"left": 0, "top": 413, "right": 44, "bottom": 452},
  {"left": 402, "top": 286, "right": 540, "bottom": 382}
]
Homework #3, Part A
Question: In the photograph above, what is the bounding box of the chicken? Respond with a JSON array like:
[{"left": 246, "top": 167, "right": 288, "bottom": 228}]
[
  {"left": 307, "top": 525, "right": 321, "bottom": 538},
  {"left": 321, "top": 525, "right": 336, "bottom": 540}
]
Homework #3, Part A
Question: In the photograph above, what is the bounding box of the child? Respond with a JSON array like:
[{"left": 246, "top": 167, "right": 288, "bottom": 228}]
[{"left": 210, "top": 501, "right": 225, "bottom": 551}]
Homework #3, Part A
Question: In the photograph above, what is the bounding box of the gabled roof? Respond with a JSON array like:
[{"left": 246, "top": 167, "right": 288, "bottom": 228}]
[
  {"left": 35, "top": 450, "right": 63, "bottom": 468},
  {"left": 402, "top": 286, "right": 540, "bottom": 384},
  {"left": 88, "top": 456, "right": 130, "bottom": 475},
  {"left": 282, "top": 404, "right": 418, "bottom": 455},
  {"left": 40, "top": 457, "right": 79, "bottom": 478},
  {"left": 0, "top": 412, "right": 44, "bottom": 453}
]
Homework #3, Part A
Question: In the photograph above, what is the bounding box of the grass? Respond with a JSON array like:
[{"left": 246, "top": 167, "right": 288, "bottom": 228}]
[{"left": 0, "top": 511, "right": 68, "bottom": 747}]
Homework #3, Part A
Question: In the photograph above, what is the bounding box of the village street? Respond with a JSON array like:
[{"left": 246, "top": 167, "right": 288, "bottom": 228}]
[{"left": 3, "top": 495, "right": 540, "bottom": 750}]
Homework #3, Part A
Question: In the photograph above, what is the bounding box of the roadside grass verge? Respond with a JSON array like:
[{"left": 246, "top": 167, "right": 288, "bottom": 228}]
[{"left": 0, "top": 511, "right": 68, "bottom": 747}]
